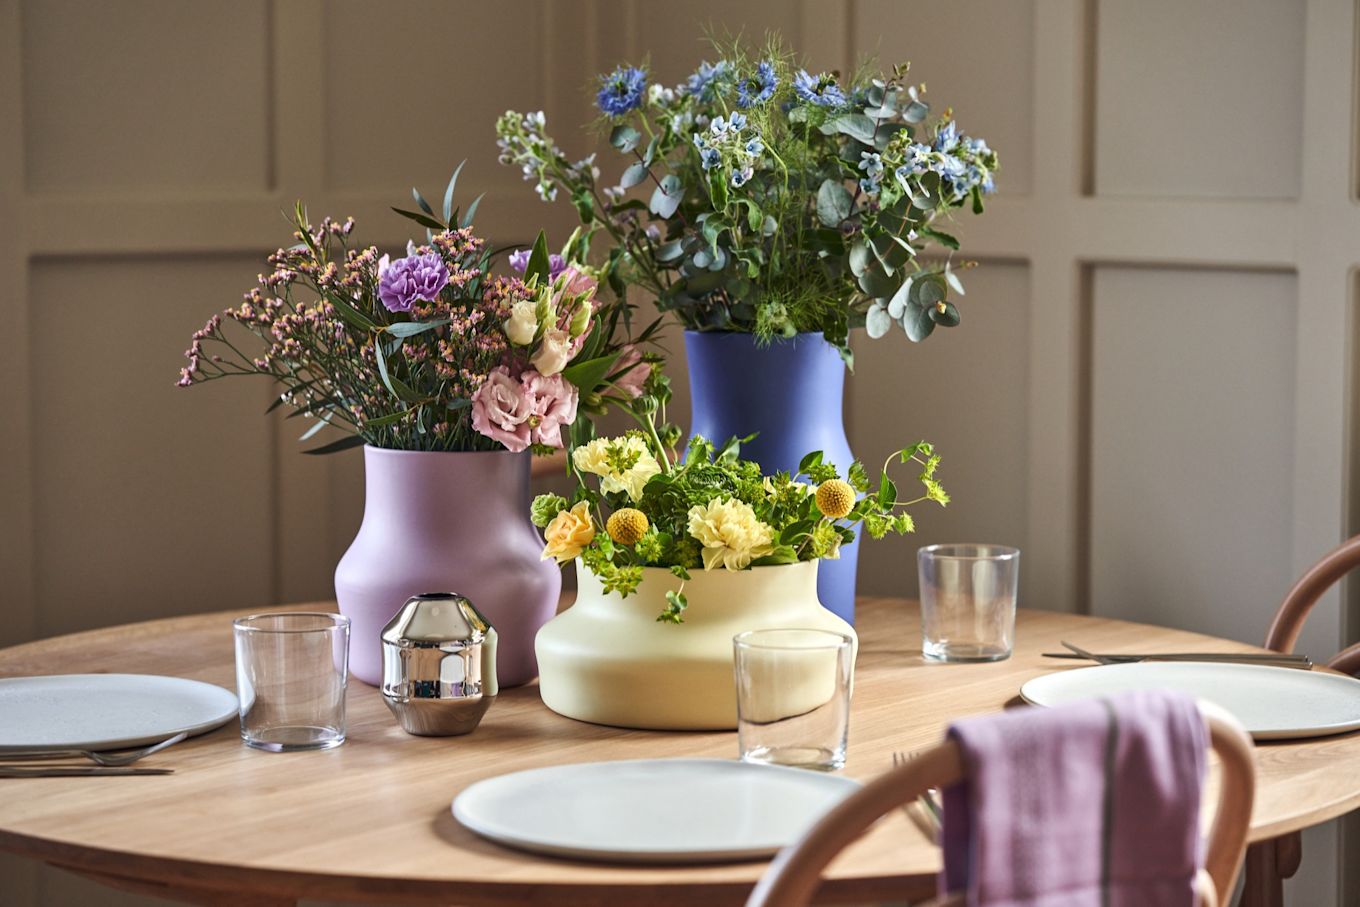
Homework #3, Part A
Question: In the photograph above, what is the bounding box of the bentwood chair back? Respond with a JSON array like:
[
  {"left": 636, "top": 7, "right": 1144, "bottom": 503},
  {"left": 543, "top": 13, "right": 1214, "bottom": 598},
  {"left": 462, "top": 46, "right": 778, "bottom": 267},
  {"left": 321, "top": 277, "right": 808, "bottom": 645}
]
[
  {"left": 745, "top": 703, "right": 1255, "bottom": 907},
  {"left": 1245, "top": 534, "right": 1360, "bottom": 907}
]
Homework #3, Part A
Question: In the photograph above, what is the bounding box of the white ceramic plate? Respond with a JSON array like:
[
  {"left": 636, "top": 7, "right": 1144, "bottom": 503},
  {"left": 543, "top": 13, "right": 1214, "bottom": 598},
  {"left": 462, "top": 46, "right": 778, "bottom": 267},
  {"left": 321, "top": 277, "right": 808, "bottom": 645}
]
[
  {"left": 452, "top": 758, "right": 860, "bottom": 863},
  {"left": 1021, "top": 662, "right": 1360, "bottom": 740},
  {"left": 0, "top": 674, "right": 239, "bottom": 752}
]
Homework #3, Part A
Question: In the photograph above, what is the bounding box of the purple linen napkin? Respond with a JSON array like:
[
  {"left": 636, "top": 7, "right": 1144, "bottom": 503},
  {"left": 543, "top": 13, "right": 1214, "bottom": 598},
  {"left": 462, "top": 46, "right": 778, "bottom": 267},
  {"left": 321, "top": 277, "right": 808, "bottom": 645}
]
[{"left": 940, "top": 689, "right": 1207, "bottom": 907}]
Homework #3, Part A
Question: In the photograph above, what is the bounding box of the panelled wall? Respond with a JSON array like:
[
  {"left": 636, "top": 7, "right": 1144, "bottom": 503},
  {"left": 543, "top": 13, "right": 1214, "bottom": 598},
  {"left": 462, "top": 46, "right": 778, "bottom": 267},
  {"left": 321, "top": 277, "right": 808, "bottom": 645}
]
[{"left": 1, "top": 2, "right": 1356, "bottom": 906}]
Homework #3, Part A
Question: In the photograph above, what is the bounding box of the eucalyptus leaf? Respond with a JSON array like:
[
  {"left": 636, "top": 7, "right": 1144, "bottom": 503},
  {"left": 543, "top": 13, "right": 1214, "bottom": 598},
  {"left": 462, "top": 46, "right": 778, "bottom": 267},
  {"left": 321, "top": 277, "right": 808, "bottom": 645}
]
[
  {"left": 655, "top": 239, "right": 685, "bottom": 262},
  {"left": 865, "top": 302, "right": 891, "bottom": 339},
  {"left": 620, "top": 162, "right": 649, "bottom": 189},
  {"left": 903, "top": 101, "right": 930, "bottom": 124},
  {"left": 650, "top": 174, "right": 683, "bottom": 218},
  {"left": 857, "top": 264, "right": 895, "bottom": 298},
  {"left": 816, "top": 179, "right": 853, "bottom": 227},
  {"left": 610, "top": 124, "right": 641, "bottom": 153},
  {"left": 849, "top": 242, "right": 872, "bottom": 277},
  {"left": 929, "top": 301, "right": 961, "bottom": 327},
  {"left": 298, "top": 417, "right": 331, "bottom": 442},
  {"left": 900, "top": 300, "right": 936, "bottom": 342}
]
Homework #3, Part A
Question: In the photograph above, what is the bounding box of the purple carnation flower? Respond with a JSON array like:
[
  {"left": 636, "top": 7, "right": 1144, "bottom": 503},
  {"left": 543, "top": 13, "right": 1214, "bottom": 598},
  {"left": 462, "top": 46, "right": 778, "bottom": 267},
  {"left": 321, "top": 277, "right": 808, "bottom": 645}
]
[
  {"left": 377, "top": 248, "right": 449, "bottom": 313},
  {"left": 508, "top": 249, "right": 567, "bottom": 280}
]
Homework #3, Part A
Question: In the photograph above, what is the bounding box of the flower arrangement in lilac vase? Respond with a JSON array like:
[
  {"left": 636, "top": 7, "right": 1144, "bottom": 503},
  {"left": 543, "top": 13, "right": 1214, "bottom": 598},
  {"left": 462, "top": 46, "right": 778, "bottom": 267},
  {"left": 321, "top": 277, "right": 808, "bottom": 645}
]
[
  {"left": 177, "top": 166, "right": 660, "bottom": 454},
  {"left": 496, "top": 34, "right": 999, "bottom": 361}
]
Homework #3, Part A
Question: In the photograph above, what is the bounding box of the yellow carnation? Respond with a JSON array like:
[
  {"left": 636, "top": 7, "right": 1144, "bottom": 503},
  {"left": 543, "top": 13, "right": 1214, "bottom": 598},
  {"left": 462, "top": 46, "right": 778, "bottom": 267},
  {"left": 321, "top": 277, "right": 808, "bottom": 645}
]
[
  {"left": 571, "top": 435, "right": 661, "bottom": 502},
  {"left": 606, "top": 508, "right": 649, "bottom": 545},
  {"left": 541, "top": 501, "right": 595, "bottom": 564},
  {"left": 815, "top": 479, "right": 855, "bottom": 519},
  {"left": 686, "top": 498, "right": 775, "bottom": 571}
]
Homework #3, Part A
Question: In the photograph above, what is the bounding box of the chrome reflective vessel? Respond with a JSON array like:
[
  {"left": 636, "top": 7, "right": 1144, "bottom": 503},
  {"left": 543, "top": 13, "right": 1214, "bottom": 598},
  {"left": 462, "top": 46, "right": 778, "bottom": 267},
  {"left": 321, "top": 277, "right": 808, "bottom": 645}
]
[{"left": 381, "top": 593, "right": 497, "bottom": 736}]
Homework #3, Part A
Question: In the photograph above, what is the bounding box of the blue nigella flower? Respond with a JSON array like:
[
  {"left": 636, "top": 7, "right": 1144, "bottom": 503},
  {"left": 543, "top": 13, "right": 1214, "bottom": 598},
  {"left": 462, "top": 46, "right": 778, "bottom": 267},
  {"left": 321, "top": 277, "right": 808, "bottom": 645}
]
[
  {"left": 982, "top": 174, "right": 996, "bottom": 194},
  {"left": 597, "top": 65, "right": 648, "bottom": 116},
  {"left": 858, "top": 151, "right": 883, "bottom": 179},
  {"left": 710, "top": 115, "right": 730, "bottom": 138},
  {"left": 965, "top": 136, "right": 991, "bottom": 156},
  {"left": 731, "top": 166, "right": 753, "bottom": 188},
  {"left": 744, "top": 137, "right": 764, "bottom": 157},
  {"left": 700, "top": 148, "right": 721, "bottom": 170},
  {"left": 933, "top": 120, "right": 959, "bottom": 152},
  {"left": 685, "top": 60, "right": 731, "bottom": 101},
  {"left": 728, "top": 112, "right": 748, "bottom": 131},
  {"left": 859, "top": 177, "right": 880, "bottom": 196},
  {"left": 692, "top": 132, "right": 708, "bottom": 150},
  {"left": 907, "top": 142, "right": 933, "bottom": 168},
  {"left": 792, "top": 69, "right": 847, "bottom": 108},
  {"left": 737, "top": 60, "right": 778, "bottom": 108}
]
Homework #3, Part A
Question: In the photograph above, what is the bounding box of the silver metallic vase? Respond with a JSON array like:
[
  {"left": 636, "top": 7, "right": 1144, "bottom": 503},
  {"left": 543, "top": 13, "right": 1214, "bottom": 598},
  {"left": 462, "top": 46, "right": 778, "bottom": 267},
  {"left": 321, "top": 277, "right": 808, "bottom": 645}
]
[{"left": 381, "top": 593, "right": 498, "bottom": 736}]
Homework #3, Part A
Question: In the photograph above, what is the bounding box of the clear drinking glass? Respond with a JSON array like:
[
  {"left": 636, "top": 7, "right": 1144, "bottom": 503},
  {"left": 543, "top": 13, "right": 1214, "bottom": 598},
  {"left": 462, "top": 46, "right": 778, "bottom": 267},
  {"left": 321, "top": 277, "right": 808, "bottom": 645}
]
[
  {"left": 733, "top": 629, "right": 854, "bottom": 771},
  {"left": 233, "top": 612, "right": 350, "bottom": 752},
  {"left": 917, "top": 544, "right": 1020, "bottom": 663}
]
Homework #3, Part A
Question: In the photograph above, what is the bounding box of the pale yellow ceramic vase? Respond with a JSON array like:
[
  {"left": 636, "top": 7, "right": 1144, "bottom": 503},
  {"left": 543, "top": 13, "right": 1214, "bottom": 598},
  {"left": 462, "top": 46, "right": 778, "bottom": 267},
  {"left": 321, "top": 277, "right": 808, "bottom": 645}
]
[{"left": 534, "top": 559, "right": 857, "bottom": 730}]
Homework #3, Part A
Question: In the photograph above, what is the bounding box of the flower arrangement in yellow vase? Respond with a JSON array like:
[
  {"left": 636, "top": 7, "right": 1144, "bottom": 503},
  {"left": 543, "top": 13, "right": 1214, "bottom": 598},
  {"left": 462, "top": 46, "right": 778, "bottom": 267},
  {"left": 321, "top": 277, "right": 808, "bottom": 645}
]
[{"left": 532, "top": 401, "right": 948, "bottom": 622}]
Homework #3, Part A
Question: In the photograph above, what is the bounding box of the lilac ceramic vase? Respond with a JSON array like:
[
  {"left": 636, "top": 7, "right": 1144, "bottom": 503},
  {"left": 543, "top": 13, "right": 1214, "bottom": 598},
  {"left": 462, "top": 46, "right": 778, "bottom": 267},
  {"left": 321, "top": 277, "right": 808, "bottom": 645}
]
[
  {"left": 685, "top": 330, "right": 861, "bottom": 623},
  {"left": 335, "top": 446, "right": 559, "bottom": 688}
]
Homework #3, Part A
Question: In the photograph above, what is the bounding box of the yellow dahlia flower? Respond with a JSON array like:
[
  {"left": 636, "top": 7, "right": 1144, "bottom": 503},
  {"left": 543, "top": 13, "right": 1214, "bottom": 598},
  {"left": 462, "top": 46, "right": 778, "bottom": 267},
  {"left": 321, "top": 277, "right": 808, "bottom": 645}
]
[
  {"left": 606, "top": 508, "right": 649, "bottom": 545},
  {"left": 815, "top": 479, "right": 855, "bottom": 519},
  {"left": 541, "top": 501, "right": 595, "bottom": 563},
  {"left": 686, "top": 498, "right": 775, "bottom": 571},
  {"left": 571, "top": 435, "right": 661, "bottom": 502}
]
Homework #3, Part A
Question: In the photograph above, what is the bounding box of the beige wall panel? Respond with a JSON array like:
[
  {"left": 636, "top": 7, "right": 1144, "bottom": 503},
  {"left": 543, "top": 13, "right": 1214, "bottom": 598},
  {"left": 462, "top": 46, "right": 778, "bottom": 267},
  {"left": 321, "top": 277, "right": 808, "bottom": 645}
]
[
  {"left": 29, "top": 256, "right": 275, "bottom": 638},
  {"left": 21, "top": 0, "right": 271, "bottom": 194},
  {"left": 1089, "top": 266, "right": 1297, "bottom": 644},
  {"left": 1094, "top": 0, "right": 1305, "bottom": 199},
  {"left": 632, "top": 0, "right": 807, "bottom": 82},
  {"left": 853, "top": 0, "right": 1035, "bottom": 195},
  {"left": 850, "top": 262, "right": 1031, "bottom": 602},
  {"left": 323, "top": 1, "right": 549, "bottom": 194}
]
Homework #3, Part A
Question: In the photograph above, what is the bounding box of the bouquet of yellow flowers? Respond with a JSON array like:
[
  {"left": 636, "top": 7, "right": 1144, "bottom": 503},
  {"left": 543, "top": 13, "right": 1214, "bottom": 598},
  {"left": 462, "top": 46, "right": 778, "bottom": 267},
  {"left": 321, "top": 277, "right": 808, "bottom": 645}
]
[{"left": 531, "top": 412, "right": 948, "bottom": 622}]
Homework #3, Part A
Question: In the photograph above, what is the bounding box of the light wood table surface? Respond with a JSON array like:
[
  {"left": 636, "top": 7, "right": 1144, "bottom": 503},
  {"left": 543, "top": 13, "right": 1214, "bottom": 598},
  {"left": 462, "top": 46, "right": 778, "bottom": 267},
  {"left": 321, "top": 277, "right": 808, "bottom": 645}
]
[{"left": 1, "top": 598, "right": 1358, "bottom": 906}]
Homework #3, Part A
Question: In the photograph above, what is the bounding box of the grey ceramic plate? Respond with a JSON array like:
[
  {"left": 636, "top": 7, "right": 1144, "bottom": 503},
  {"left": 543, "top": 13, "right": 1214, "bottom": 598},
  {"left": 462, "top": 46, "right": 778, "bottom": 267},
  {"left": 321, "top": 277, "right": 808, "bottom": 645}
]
[
  {"left": 0, "top": 673, "right": 238, "bottom": 752},
  {"left": 1021, "top": 661, "right": 1360, "bottom": 740},
  {"left": 453, "top": 758, "right": 860, "bottom": 863}
]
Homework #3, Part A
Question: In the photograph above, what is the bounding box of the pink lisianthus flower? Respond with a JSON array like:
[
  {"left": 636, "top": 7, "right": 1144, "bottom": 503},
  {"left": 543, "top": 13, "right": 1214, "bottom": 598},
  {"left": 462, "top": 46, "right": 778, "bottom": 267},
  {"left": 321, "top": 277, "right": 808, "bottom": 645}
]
[
  {"left": 608, "top": 345, "right": 650, "bottom": 399},
  {"left": 471, "top": 365, "right": 533, "bottom": 452},
  {"left": 524, "top": 370, "right": 579, "bottom": 448},
  {"left": 552, "top": 266, "right": 599, "bottom": 312}
]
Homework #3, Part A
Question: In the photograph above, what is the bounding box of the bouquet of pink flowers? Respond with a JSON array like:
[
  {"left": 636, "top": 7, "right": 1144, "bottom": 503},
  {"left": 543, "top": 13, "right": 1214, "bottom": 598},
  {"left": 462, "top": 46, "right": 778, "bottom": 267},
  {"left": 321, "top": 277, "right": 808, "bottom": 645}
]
[{"left": 179, "top": 169, "right": 660, "bottom": 455}]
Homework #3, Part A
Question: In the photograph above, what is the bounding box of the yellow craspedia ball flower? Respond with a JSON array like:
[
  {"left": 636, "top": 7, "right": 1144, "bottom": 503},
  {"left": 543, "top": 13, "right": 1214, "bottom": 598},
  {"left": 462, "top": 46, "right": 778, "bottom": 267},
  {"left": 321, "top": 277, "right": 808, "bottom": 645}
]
[
  {"left": 815, "top": 479, "right": 855, "bottom": 519},
  {"left": 606, "top": 508, "right": 649, "bottom": 546}
]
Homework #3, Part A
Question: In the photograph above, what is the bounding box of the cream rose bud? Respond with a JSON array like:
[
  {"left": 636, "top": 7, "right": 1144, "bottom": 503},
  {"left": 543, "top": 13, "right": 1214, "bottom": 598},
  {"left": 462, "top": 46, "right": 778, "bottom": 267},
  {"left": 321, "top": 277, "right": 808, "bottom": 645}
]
[
  {"left": 531, "top": 328, "right": 573, "bottom": 376},
  {"left": 541, "top": 501, "right": 595, "bottom": 563},
  {"left": 505, "top": 299, "right": 539, "bottom": 346}
]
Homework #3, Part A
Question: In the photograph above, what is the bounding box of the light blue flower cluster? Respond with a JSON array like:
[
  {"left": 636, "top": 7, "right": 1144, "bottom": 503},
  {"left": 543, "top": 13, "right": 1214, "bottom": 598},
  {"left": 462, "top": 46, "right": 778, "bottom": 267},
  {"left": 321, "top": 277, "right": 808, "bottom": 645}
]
[
  {"left": 888, "top": 121, "right": 996, "bottom": 202},
  {"left": 691, "top": 112, "right": 762, "bottom": 188},
  {"left": 792, "top": 70, "right": 846, "bottom": 108}
]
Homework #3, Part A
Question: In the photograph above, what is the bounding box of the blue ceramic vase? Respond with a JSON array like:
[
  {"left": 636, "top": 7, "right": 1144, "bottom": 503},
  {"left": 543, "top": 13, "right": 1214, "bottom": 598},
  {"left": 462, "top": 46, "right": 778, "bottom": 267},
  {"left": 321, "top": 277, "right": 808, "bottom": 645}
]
[{"left": 684, "top": 330, "right": 860, "bottom": 623}]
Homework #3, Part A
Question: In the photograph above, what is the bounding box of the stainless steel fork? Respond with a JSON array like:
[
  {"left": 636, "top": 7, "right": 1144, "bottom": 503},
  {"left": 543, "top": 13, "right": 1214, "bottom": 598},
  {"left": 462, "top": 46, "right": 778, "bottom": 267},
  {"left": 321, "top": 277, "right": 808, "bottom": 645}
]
[{"left": 892, "top": 750, "right": 942, "bottom": 842}]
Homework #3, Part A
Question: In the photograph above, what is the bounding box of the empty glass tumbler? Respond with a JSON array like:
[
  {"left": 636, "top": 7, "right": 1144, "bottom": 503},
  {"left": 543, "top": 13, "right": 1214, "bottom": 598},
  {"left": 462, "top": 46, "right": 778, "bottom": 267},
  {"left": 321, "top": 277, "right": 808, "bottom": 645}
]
[
  {"left": 733, "top": 629, "right": 854, "bottom": 771},
  {"left": 233, "top": 612, "right": 350, "bottom": 751},
  {"left": 917, "top": 544, "right": 1020, "bottom": 662}
]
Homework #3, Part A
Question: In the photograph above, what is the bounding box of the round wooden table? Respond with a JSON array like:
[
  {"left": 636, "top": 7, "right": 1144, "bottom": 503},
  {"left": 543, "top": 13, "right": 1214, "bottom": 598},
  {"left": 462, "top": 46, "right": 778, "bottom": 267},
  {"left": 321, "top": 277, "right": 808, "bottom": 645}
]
[{"left": 1, "top": 598, "right": 1358, "bottom": 906}]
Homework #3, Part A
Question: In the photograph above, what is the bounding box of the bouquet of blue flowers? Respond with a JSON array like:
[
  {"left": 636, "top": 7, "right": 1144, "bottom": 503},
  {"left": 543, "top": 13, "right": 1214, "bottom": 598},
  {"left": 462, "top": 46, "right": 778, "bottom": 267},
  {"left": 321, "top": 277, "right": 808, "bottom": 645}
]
[{"left": 497, "top": 35, "right": 998, "bottom": 362}]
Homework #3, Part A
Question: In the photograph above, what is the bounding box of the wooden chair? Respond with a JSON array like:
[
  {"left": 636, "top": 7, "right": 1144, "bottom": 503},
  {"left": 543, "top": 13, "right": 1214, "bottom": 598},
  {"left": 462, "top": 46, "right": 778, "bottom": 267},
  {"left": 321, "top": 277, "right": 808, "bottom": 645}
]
[
  {"left": 1244, "top": 534, "right": 1360, "bottom": 907},
  {"left": 746, "top": 703, "right": 1256, "bottom": 907}
]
